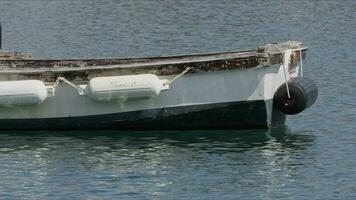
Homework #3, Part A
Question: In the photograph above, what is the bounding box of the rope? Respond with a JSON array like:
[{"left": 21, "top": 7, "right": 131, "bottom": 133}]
[
  {"left": 267, "top": 44, "right": 291, "bottom": 99},
  {"left": 52, "top": 68, "right": 191, "bottom": 95},
  {"left": 53, "top": 77, "right": 84, "bottom": 95},
  {"left": 299, "top": 49, "right": 303, "bottom": 77},
  {"left": 167, "top": 67, "right": 191, "bottom": 84}
]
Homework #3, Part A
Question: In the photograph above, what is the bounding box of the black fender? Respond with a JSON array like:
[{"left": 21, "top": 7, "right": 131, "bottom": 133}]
[{"left": 273, "top": 77, "right": 318, "bottom": 115}]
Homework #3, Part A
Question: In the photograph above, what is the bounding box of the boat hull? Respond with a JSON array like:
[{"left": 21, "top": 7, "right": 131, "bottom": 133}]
[
  {"left": 0, "top": 100, "right": 279, "bottom": 130},
  {"left": 0, "top": 41, "right": 313, "bottom": 130},
  {"left": 0, "top": 66, "right": 288, "bottom": 130}
]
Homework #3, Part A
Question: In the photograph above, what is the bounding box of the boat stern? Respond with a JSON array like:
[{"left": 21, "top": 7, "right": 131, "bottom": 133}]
[{"left": 258, "top": 41, "right": 318, "bottom": 127}]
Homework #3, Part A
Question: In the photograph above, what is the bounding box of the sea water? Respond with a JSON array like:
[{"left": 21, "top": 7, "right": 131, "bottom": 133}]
[{"left": 0, "top": 1, "right": 355, "bottom": 199}]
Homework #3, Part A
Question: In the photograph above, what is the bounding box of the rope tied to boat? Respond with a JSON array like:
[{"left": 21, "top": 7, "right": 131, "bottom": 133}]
[
  {"left": 299, "top": 49, "right": 304, "bottom": 77},
  {"left": 267, "top": 43, "right": 291, "bottom": 99},
  {"left": 52, "top": 68, "right": 191, "bottom": 96},
  {"left": 53, "top": 77, "right": 85, "bottom": 95},
  {"left": 166, "top": 67, "right": 192, "bottom": 85}
]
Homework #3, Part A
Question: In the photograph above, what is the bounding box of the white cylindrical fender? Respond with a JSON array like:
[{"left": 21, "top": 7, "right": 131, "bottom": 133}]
[
  {"left": 87, "top": 74, "right": 169, "bottom": 101},
  {"left": 0, "top": 80, "right": 50, "bottom": 106}
]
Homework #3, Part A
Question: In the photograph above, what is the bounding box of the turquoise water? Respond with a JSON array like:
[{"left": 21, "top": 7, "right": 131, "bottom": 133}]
[{"left": 0, "top": 1, "right": 355, "bottom": 199}]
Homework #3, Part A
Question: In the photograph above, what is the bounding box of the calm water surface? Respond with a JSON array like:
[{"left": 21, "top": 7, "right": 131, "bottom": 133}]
[{"left": 0, "top": 1, "right": 355, "bottom": 199}]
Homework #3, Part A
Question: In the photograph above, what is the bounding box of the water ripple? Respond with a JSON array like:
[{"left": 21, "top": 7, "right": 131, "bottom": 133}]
[{"left": 0, "top": 0, "right": 355, "bottom": 199}]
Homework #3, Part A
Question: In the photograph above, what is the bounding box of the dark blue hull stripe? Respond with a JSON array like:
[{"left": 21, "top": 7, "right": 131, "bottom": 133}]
[{"left": 0, "top": 100, "right": 270, "bottom": 130}]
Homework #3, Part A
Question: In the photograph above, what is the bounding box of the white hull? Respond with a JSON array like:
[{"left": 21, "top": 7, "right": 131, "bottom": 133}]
[{"left": 0, "top": 41, "right": 316, "bottom": 130}]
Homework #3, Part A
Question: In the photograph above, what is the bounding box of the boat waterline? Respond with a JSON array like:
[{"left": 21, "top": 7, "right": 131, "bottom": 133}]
[{"left": 0, "top": 41, "right": 317, "bottom": 130}]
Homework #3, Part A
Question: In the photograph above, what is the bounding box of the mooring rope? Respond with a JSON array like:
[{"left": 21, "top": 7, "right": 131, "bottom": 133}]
[
  {"left": 267, "top": 44, "right": 291, "bottom": 99},
  {"left": 299, "top": 49, "right": 304, "bottom": 77}
]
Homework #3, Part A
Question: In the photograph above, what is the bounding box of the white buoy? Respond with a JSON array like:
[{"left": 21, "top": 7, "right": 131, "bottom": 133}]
[
  {"left": 87, "top": 74, "right": 169, "bottom": 101},
  {"left": 0, "top": 80, "right": 53, "bottom": 106}
]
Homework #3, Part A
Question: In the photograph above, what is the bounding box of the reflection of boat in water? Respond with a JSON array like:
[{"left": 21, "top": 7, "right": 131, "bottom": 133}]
[
  {"left": 0, "top": 127, "right": 314, "bottom": 153},
  {"left": 0, "top": 36, "right": 317, "bottom": 130}
]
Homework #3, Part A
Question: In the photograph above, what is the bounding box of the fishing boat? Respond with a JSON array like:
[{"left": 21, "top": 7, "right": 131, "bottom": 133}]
[{"left": 0, "top": 40, "right": 317, "bottom": 130}]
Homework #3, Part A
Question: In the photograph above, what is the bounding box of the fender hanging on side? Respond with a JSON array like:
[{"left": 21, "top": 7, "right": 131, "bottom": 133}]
[
  {"left": 87, "top": 74, "right": 169, "bottom": 102},
  {"left": 0, "top": 80, "right": 54, "bottom": 107},
  {"left": 273, "top": 77, "right": 318, "bottom": 115}
]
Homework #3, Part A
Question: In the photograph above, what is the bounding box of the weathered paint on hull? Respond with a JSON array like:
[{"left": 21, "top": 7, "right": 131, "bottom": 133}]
[{"left": 0, "top": 100, "right": 285, "bottom": 130}]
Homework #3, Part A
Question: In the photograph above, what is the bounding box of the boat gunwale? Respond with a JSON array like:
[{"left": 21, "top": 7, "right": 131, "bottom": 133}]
[{"left": 0, "top": 43, "right": 307, "bottom": 82}]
